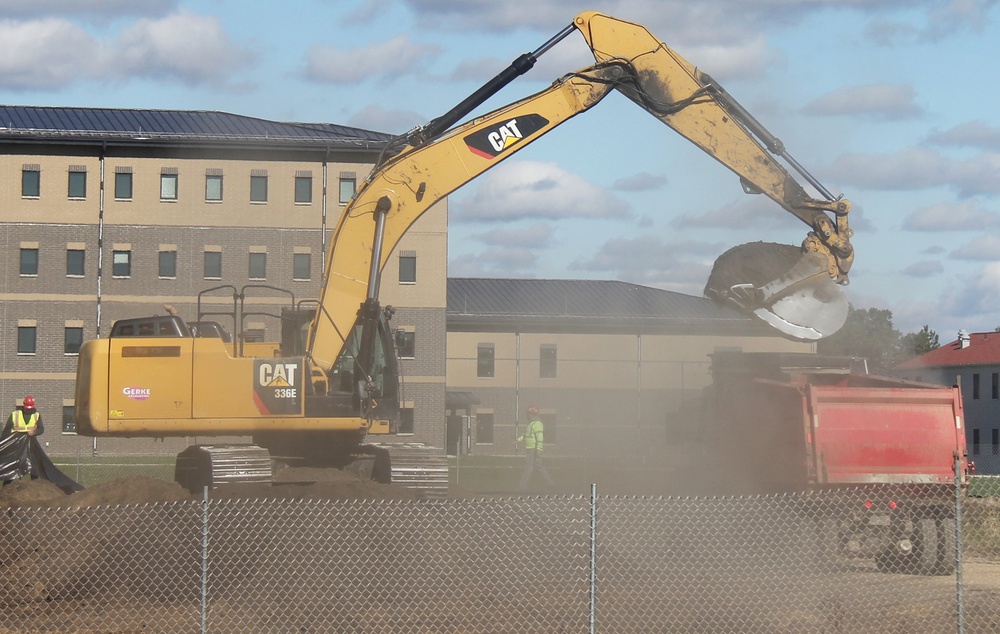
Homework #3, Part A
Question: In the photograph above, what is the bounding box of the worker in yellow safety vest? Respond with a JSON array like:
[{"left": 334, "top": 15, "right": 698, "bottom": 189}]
[
  {"left": 517, "top": 404, "right": 555, "bottom": 491},
  {"left": 2, "top": 395, "right": 45, "bottom": 485},
  {"left": 2, "top": 395, "right": 44, "bottom": 439}
]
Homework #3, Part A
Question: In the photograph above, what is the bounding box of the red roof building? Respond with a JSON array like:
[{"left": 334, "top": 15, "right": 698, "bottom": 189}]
[{"left": 896, "top": 330, "right": 1000, "bottom": 473}]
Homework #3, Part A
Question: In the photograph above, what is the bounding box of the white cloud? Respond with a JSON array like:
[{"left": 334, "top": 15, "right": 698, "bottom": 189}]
[
  {"left": 902, "top": 260, "right": 944, "bottom": 277},
  {"left": 452, "top": 160, "right": 630, "bottom": 222},
  {"left": 306, "top": 35, "right": 440, "bottom": 83},
  {"left": 0, "top": 11, "right": 254, "bottom": 91},
  {"left": 471, "top": 223, "right": 555, "bottom": 248},
  {"left": 1, "top": 0, "right": 176, "bottom": 18},
  {"left": 828, "top": 148, "right": 1000, "bottom": 197},
  {"left": 612, "top": 172, "right": 667, "bottom": 192},
  {"left": 117, "top": 11, "right": 255, "bottom": 85},
  {"left": 905, "top": 200, "right": 1000, "bottom": 231},
  {"left": 927, "top": 120, "right": 1000, "bottom": 151},
  {"left": 449, "top": 247, "right": 539, "bottom": 277},
  {"left": 0, "top": 18, "right": 106, "bottom": 89},
  {"left": 802, "top": 84, "right": 923, "bottom": 120},
  {"left": 950, "top": 234, "right": 1000, "bottom": 260},
  {"left": 347, "top": 104, "right": 426, "bottom": 135},
  {"left": 571, "top": 235, "right": 726, "bottom": 294}
]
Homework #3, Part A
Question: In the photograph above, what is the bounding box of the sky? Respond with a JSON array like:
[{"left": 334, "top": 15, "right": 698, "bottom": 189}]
[{"left": 2, "top": 0, "right": 999, "bottom": 341}]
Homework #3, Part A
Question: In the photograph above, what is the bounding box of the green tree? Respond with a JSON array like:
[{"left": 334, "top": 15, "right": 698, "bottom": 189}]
[
  {"left": 817, "top": 306, "right": 902, "bottom": 375},
  {"left": 899, "top": 324, "right": 940, "bottom": 359}
]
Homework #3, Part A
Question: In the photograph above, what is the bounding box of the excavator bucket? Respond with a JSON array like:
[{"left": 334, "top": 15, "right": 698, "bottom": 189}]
[{"left": 704, "top": 242, "right": 848, "bottom": 341}]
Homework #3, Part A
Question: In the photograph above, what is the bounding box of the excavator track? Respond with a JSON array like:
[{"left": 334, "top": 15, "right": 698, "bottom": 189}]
[
  {"left": 175, "top": 444, "right": 273, "bottom": 494},
  {"left": 369, "top": 442, "right": 450, "bottom": 500},
  {"left": 175, "top": 442, "right": 448, "bottom": 499}
]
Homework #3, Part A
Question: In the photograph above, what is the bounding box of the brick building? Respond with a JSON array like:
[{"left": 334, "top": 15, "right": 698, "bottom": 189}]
[{"left": 0, "top": 106, "right": 447, "bottom": 456}]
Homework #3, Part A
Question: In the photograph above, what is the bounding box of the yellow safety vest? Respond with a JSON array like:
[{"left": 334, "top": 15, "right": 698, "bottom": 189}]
[
  {"left": 11, "top": 410, "right": 39, "bottom": 434},
  {"left": 521, "top": 419, "right": 544, "bottom": 451}
]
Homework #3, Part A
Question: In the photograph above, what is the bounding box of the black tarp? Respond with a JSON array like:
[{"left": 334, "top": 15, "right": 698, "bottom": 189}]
[{"left": 0, "top": 433, "right": 84, "bottom": 493}]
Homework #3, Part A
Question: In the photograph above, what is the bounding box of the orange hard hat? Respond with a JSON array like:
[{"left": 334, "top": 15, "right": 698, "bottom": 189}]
[
  {"left": 23, "top": 395, "right": 35, "bottom": 408},
  {"left": 527, "top": 404, "right": 539, "bottom": 415}
]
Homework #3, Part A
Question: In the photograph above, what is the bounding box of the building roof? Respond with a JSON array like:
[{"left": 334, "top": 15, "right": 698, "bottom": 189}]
[
  {"left": 897, "top": 331, "right": 1000, "bottom": 369},
  {"left": 0, "top": 105, "right": 392, "bottom": 149},
  {"left": 447, "top": 277, "right": 766, "bottom": 334}
]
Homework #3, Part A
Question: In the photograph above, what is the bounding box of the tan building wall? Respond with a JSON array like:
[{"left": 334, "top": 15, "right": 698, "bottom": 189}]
[{"left": 446, "top": 329, "right": 813, "bottom": 458}]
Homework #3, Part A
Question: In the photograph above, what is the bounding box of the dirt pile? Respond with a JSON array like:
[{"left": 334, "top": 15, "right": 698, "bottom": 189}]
[{"left": 0, "top": 467, "right": 421, "bottom": 510}]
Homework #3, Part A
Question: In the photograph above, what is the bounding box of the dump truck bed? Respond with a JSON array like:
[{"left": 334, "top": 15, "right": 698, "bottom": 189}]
[{"left": 806, "top": 380, "right": 964, "bottom": 485}]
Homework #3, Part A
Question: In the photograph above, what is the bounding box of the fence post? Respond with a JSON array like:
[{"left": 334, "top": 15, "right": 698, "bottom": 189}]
[
  {"left": 590, "top": 483, "right": 597, "bottom": 634},
  {"left": 202, "top": 485, "right": 209, "bottom": 634},
  {"left": 955, "top": 453, "right": 964, "bottom": 634}
]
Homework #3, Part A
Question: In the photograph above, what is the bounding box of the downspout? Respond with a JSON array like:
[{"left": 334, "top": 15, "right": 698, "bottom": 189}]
[
  {"left": 515, "top": 330, "right": 521, "bottom": 449},
  {"left": 321, "top": 150, "right": 329, "bottom": 274},
  {"left": 636, "top": 333, "right": 642, "bottom": 458},
  {"left": 95, "top": 144, "right": 106, "bottom": 458},
  {"left": 97, "top": 145, "right": 105, "bottom": 336}
]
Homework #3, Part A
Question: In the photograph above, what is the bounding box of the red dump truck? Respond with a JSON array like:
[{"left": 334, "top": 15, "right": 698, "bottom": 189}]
[{"left": 707, "top": 351, "right": 968, "bottom": 575}]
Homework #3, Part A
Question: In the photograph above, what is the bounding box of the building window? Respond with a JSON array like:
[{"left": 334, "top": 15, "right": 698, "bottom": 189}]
[
  {"left": 204, "top": 251, "right": 222, "bottom": 279},
  {"left": 339, "top": 175, "right": 356, "bottom": 204},
  {"left": 160, "top": 171, "right": 178, "bottom": 200},
  {"left": 540, "top": 344, "right": 557, "bottom": 378},
  {"left": 294, "top": 175, "right": 312, "bottom": 203},
  {"left": 477, "top": 344, "right": 495, "bottom": 378},
  {"left": 65, "top": 326, "right": 83, "bottom": 354},
  {"left": 68, "top": 168, "right": 87, "bottom": 199},
  {"left": 62, "top": 405, "right": 76, "bottom": 434},
  {"left": 115, "top": 171, "right": 133, "bottom": 200},
  {"left": 293, "top": 253, "right": 311, "bottom": 281},
  {"left": 399, "top": 253, "right": 416, "bottom": 284},
  {"left": 993, "top": 429, "right": 999, "bottom": 455},
  {"left": 20, "top": 248, "right": 39, "bottom": 276},
  {"left": 396, "top": 330, "right": 415, "bottom": 359},
  {"left": 250, "top": 173, "right": 268, "bottom": 202},
  {"left": 399, "top": 407, "right": 415, "bottom": 435},
  {"left": 249, "top": 252, "right": 267, "bottom": 280},
  {"left": 67, "top": 249, "right": 85, "bottom": 276},
  {"left": 206, "top": 173, "right": 223, "bottom": 201},
  {"left": 22, "top": 166, "right": 40, "bottom": 197},
  {"left": 993, "top": 373, "right": 998, "bottom": 400},
  {"left": 476, "top": 412, "right": 494, "bottom": 444},
  {"left": 112, "top": 250, "right": 132, "bottom": 277},
  {"left": 973, "top": 428, "right": 980, "bottom": 455},
  {"left": 159, "top": 250, "right": 177, "bottom": 278},
  {"left": 973, "top": 373, "right": 981, "bottom": 400},
  {"left": 17, "top": 326, "right": 36, "bottom": 354}
]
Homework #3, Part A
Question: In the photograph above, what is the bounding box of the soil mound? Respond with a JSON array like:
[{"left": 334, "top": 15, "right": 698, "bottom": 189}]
[{"left": 0, "top": 468, "right": 419, "bottom": 510}]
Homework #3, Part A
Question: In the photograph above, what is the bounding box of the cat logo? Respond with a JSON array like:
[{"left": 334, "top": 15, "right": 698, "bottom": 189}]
[
  {"left": 254, "top": 359, "right": 303, "bottom": 415},
  {"left": 258, "top": 362, "right": 297, "bottom": 388},
  {"left": 464, "top": 114, "right": 549, "bottom": 160}
]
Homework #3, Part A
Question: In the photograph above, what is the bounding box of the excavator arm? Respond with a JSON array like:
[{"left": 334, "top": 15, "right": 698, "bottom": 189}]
[{"left": 308, "top": 10, "right": 854, "bottom": 381}]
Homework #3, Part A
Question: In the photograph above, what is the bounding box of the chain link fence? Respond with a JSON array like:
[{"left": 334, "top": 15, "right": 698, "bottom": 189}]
[{"left": 3, "top": 477, "right": 1000, "bottom": 632}]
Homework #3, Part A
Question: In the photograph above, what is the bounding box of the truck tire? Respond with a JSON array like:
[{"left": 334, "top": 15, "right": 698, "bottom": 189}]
[
  {"left": 932, "top": 518, "right": 957, "bottom": 576},
  {"left": 917, "top": 517, "right": 957, "bottom": 576}
]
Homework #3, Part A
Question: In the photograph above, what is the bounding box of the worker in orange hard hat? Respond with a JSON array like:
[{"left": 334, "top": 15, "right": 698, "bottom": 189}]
[
  {"left": 516, "top": 404, "right": 555, "bottom": 492},
  {"left": 2, "top": 395, "right": 46, "bottom": 485}
]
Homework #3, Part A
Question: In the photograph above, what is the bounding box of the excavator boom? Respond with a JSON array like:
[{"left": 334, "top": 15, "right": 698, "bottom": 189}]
[{"left": 309, "top": 10, "right": 854, "bottom": 369}]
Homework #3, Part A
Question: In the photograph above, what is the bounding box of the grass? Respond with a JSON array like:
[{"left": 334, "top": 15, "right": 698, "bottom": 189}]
[{"left": 49, "top": 455, "right": 175, "bottom": 488}]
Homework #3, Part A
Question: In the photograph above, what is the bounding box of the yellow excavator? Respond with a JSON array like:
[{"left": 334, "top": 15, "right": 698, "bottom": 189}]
[{"left": 74, "top": 11, "right": 853, "bottom": 496}]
